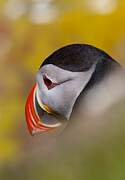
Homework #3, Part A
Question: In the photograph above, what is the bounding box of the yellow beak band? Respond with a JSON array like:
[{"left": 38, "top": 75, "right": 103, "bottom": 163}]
[{"left": 36, "top": 86, "right": 55, "bottom": 115}]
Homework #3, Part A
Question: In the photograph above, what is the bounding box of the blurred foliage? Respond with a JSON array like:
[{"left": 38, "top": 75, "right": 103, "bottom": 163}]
[{"left": 0, "top": 0, "right": 125, "bottom": 179}]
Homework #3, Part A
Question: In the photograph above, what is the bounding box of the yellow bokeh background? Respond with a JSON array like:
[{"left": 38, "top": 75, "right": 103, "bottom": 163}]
[{"left": 0, "top": 0, "right": 125, "bottom": 179}]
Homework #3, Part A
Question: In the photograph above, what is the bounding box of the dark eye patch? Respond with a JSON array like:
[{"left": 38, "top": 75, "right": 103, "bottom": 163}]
[{"left": 43, "top": 75, "right": 57, "bottom": 90}]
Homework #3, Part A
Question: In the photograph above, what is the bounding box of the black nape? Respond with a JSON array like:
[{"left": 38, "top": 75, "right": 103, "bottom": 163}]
[{"left": 40, "top": 44, "right": 117, "bottom": 72}]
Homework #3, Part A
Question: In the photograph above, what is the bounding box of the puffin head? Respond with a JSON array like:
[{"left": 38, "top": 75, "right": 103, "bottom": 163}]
[{"left": 25, "top": 44, "right": 119, "bottom": 135}]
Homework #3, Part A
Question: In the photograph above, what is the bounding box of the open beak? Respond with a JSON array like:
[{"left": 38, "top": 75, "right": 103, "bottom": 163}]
[{"left": 25, "top": 84, "right": 61, "bottom": 135}]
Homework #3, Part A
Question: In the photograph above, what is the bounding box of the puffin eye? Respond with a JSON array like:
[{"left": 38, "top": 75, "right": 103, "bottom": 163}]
[{"left": 43, "top": 75, "right": 57, "bottom": 90}]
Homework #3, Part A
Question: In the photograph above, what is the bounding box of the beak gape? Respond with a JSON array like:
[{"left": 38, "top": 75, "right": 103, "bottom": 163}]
[{"left": 25, "top": 84, "right": 61, "bottom": 135}]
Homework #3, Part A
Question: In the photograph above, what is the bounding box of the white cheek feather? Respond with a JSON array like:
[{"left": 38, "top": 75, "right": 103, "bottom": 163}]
[{"left": 36, "top": 64, "right": 96, "bottom": 119}]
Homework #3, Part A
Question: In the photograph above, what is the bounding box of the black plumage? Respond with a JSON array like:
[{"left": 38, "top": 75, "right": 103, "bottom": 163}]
[{"left": 40, "top": 44, "right": 120, "bottom": 72}]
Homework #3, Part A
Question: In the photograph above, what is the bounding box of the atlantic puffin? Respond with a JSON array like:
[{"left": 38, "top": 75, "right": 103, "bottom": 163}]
[{"left": 25, "top": 44, "right": 125, "bottom": 135}]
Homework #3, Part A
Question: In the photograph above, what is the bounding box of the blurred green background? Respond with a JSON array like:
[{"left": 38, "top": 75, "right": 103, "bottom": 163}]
[{"left": 0, "top": 0, "right": 125, "bottom": 179}]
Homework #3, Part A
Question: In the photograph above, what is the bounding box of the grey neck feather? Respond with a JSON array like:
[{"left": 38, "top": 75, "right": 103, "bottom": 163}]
[{"left": 71, "top": 59, "right": 125, "bottom": 119}]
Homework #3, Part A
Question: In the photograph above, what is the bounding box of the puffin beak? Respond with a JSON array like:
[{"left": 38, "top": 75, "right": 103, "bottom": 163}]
[{"left": 25, "top": 84, "right": 56, "bottom": 135}]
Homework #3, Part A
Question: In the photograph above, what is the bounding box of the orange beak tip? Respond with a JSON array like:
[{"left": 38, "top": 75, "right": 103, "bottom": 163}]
[
  {"left": 25, "top": 84, "right": 53, "bottom": 135},
  {"left": 25, "top": 84, "right": 38, "bottom": 135}
]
